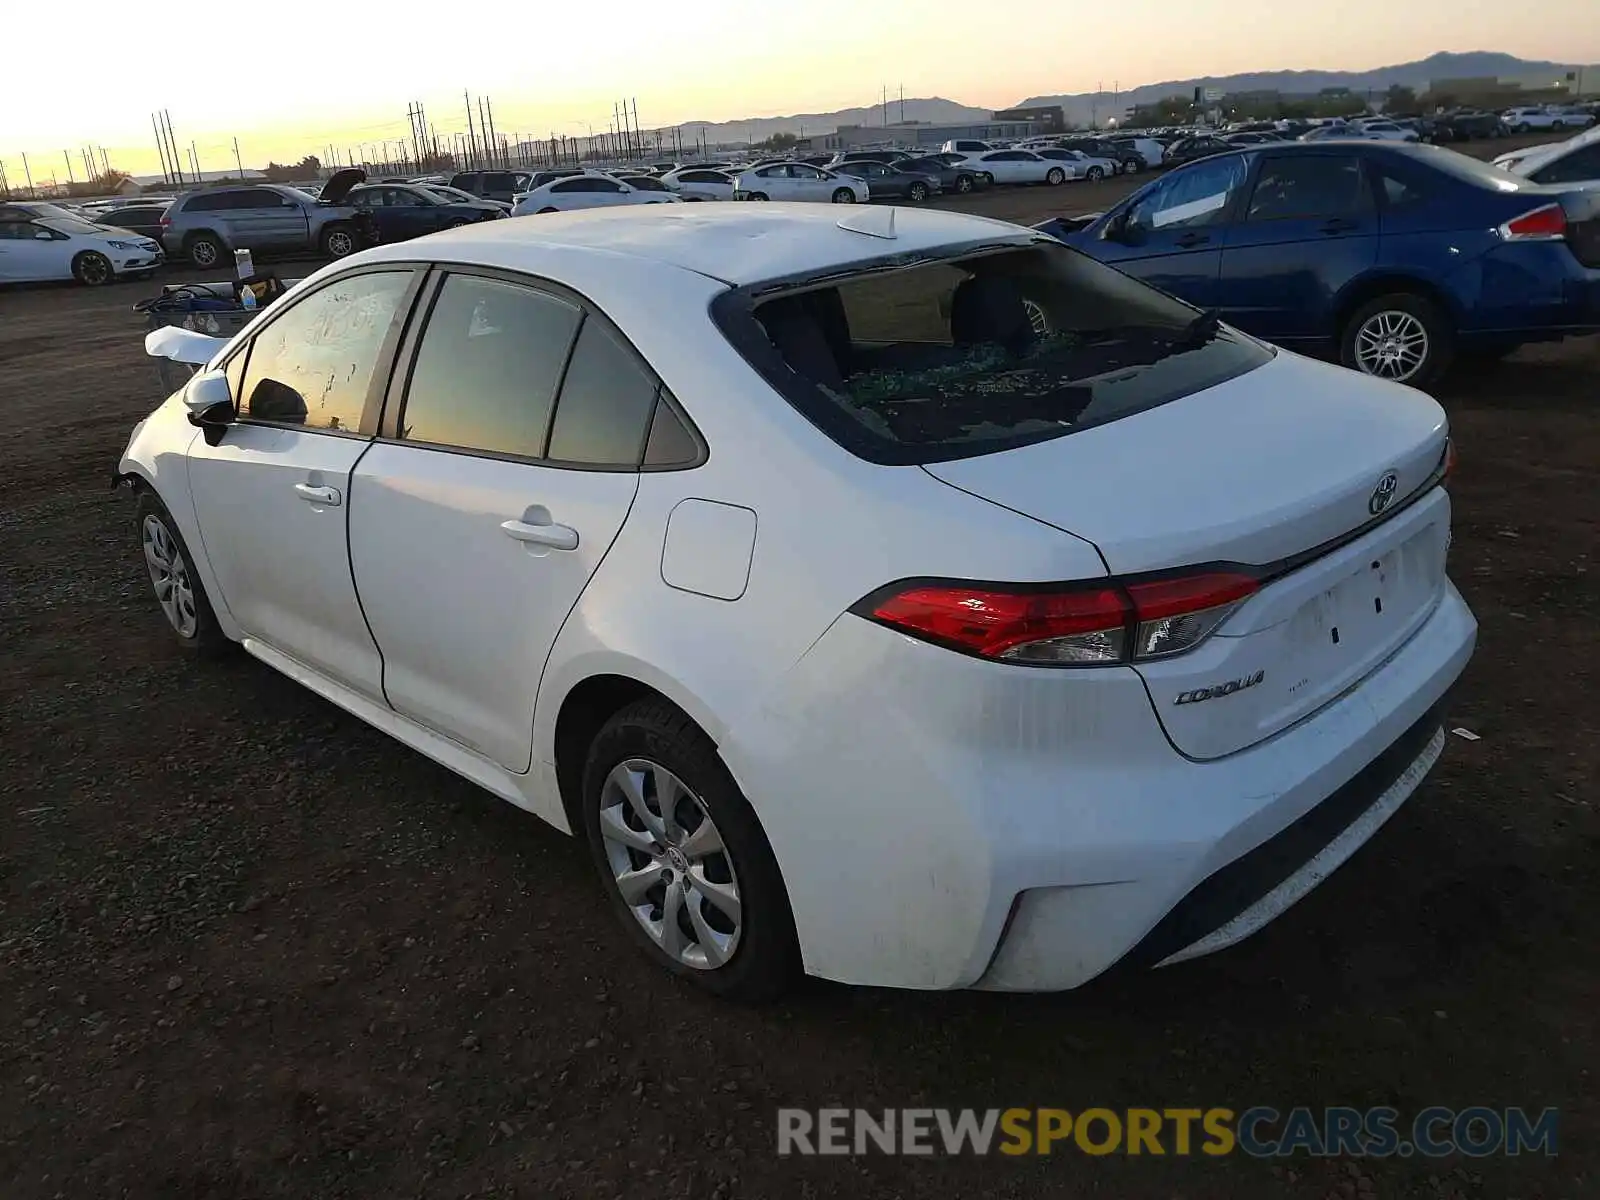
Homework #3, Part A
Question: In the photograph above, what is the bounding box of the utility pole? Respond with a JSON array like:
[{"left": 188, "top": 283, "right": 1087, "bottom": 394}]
[
  {"left": 484, "top": 96, "right": 500, "bottom": 166},
  {"left": 233, "top": 137, "right": 243, "bottom": 177},
  {"left": 465, "top": 90, "right": 480, "bottom": 168},
  {"left": 64, "top": 151, "right": 75, "bottom": 185},
  {"left": 632, "top": 98, "right": 641, "bottom": 160},
  {"left": 99, "top": 146, "right": 110, "bottom": 177},
  {"left": 190, "top": 142, "right": 200, "bottom": 179},
  {"left": 153, "top": 115, "right": 170, "bottom": 184},
  {"left": 899, "top": 83, "right": 904, "bottom": 124},
  {"left": 161, "top": 111, "right": 184, "bottom": 187},
  {"left": 21, "top": 152, "right": 34, "bottom": 196}
]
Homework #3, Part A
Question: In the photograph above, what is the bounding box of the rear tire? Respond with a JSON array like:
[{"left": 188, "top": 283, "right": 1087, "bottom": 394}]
[
  {"left": 185, "top": 232, "right": 225, "bottom": 269},
  {"left": 1125, "top": 159, "right": 1143, "bottom": 174},
  {"left": 955, "top": 174, "right": 974, "bottom": 194},
  {"left": 1045, "top": 167, "right": 1066, "bottom": 186},
  {"left": 319, "top": 223, "right": 357, "bottom": 259},
  {"left": 1087, "top": 166, "right": 1105, "bottom": 182},
  {"left": 135, "top": 492, "right": 231, "bottom": 656},
  {"left": 831, "top": 188, "right": 855, "bottom": 204},
  {"left": 908, "top": 181, "right": 928, "bottom": 201},
  {"left": 72, "top": 251, "right": 114, "bottom": 286},
  {"left": 1339, "top": 292, "right": 1453, "bottom": 389},
  {"left": 747, "top": 192, "right": 769, "bottom": 202},
  {"left": 581, "top": 698, "right": 800, "bottom": 1002}
]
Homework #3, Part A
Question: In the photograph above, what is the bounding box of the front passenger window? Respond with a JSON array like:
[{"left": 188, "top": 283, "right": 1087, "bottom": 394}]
[{"left": 237, "top": 270, "right": 412, "bottom": 431}]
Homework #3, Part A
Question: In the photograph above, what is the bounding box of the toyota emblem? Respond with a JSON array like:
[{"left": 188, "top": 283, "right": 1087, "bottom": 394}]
[{"left": 1368, "top": 471, "right": 1400, "bottom": 516}]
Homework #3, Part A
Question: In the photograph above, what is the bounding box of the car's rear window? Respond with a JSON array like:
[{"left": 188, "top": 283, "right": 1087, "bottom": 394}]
[{"left": 712, "top": 239, "right": 1273, "bottom": 465}]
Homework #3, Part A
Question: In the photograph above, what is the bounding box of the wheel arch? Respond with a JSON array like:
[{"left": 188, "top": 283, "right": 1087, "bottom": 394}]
[
  {"left": 545, "top": 665, "right": 730, "bottom": 838},
  {"left": 1332, "top": 272, "right": 1462, "bottom": 337}
]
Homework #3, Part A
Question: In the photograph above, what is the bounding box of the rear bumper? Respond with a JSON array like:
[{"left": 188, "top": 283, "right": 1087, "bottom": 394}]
[
  {"left": 1455, "top": 243, "right": 1600, "bottom": 339},
  {"left": 722, "top": 579, "right": 1475, "bottom": 992}
]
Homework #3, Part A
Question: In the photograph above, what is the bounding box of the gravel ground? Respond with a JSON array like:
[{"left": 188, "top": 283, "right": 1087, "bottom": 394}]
[{"left": 1, "top": 140, "right": 1596, "bottom": 1198}]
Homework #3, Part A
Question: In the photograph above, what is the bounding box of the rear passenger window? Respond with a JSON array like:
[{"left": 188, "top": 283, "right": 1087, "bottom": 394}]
[
  {"left": 545, "top": 319, "right": 659, "bottom": 466},
  {"left": 399, "top": 275, "right": 581, "bottom": 457},
  {"left": 1377, "top": 170, "right": 1428, "bottom": 207}
]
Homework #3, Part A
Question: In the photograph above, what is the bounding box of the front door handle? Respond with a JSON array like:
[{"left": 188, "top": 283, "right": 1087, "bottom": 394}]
[
  {"left": 1174, "top": 232, "right": 1211, "bottom": 248},
  {"left": 501, "top": 518, "right": 579, "bottom": 552},
  {"left": 293, "top": 483, "right": 341, "bottom": 506},
  {"left": 1320, "top": 218, "right": 1358, "bottom": 234}
]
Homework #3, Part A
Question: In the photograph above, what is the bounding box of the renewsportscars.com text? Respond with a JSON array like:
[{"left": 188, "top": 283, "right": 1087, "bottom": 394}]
[{"left": 776, "top": 1106, "right": 1558, "bottom": 1158}]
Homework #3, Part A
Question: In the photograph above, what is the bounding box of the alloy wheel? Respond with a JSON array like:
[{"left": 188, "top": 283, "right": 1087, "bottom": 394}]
[
  {"left": 326, "top": 229, "right": 354, "bottom": 256},
  {"left": 190, "top": 239, "right": 219, "bottom": 267},
  {"left": 832, "top": 189, "right": 855, "bottom": 204},
  {"left": 142, "top": 514, "right": 198, "bottom": 638},
  {"left": 599, "top": 759, "right": 741, "bottom": 970},
  {"left": 1354, "top": 310, "right": 1430, "bottom": 381},
  {"left": 76, "top": 253, "right": 111, "bottom": 285}
]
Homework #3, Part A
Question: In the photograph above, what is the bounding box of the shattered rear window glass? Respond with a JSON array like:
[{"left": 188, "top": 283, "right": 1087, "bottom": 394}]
[{"left": 726, "top": 242, "right": 1272, "bottom": 464}]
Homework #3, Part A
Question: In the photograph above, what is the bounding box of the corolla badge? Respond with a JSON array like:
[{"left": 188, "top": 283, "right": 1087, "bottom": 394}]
[
  {"left": 1368, "top": 471, "right": 1400, "bottom": 516},
  {"left": 1175, "top": 670, "right": 1265, "bottom": 705}
]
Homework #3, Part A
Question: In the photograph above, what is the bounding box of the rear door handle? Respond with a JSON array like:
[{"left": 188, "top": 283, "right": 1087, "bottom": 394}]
[
  {"left": 1320, "top": 218, "right": 1358, "bottom": 234},
  {"left": 293, "top": 483, "right": 341, "bottom": 506},
  {"left": 1175, "top": 232, "right": 1211, "bottom": 248},
  {"left": 501, "top": 518, "right": 579, "bottom": 552}
]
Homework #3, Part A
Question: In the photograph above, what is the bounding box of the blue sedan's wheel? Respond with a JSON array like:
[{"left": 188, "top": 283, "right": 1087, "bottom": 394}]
[{"left": 1341, "top": 293, "right": 1452, "bottom": 388}]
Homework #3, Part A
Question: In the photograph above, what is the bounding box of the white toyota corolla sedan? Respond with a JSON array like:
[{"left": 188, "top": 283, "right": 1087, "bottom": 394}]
[{"left": 120, "top": 204, "right": 1476, "bottom": 1000}]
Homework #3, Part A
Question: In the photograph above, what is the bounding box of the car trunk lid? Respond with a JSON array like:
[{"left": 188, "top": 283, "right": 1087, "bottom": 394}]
[
  {"left": 924, "top": 351, "right": 1451, "bottom": 759},
  {"left": 317, "top": 167, "right": 368, "bottom": 205}
]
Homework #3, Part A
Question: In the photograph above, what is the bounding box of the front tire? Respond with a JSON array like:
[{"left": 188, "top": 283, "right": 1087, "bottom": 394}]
[
  {"left": 907, "top": 181, "right": 928, "bottom": 201},
  {"left": 955, "top": 174, "right": 974, "bottom": 194},
  {"left": 72, "top": 251, "right": 114, "bottom": 286},
  {"left": 1045, "top": 167, "right": 1066, "bottom": 186},
  {"left": 319, "top": 223, "right": 357, "bottom": 259},
  {"left": 135, "top": 492, "right": 230, "bottom": 655},
  {"left": 1086, "top": 166, "right": 1105, "bottom": 182},
  {"left": 1340, "top": 293, "right": 1453, "bottom": 388},
  {"left": 1124, "top": 159, "right": 1143, "bottom": 174},
  {"left": 746, "top": 192, "right": 769, "bottom": 202},
  {"left": 831, "top": 188, "right": 856, "bottom": 204},
  {"left": 581, "top": 698, "right": 799, "bottom": 1001}
]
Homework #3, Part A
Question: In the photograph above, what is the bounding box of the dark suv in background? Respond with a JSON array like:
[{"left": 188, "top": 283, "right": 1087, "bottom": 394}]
[
  {"left": 159, "top": 169, "right": 374, "bottom": 268},
  {"left": 447, "top": 170, "right": 535, "bottom": 204}
]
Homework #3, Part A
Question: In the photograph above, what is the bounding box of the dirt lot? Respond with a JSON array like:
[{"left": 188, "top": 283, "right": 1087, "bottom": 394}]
[{"left": 2, "top": 141, "right": 1597, "bottom": 1199}]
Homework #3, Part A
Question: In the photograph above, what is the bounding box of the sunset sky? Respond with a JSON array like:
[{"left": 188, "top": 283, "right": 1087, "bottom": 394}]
[{"left": 6, "top": 2, "right": 1600, "bottom": 181}]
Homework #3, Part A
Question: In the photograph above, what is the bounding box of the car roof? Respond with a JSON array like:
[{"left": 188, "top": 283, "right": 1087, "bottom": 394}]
[{"left": 355, "top": 202, "right": 1034, "bottom": 287}]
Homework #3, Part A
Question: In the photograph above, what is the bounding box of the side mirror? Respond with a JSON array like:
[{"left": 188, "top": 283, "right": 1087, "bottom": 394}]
[{"left": 183, "top": 370, "right": 235, "bottom": 432}]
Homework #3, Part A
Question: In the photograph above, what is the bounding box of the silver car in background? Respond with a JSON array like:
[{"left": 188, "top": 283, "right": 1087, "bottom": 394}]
[{"left": 159, "top": 168, "right": 374, "bottom": 268}]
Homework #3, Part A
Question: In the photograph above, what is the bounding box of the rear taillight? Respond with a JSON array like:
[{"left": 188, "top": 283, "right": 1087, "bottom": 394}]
[
  {"left": 855, "top": 571, "right": 1259, "bottom": 666},
  {"left": 1498, "top": 203, "right": 1566, "bottom": 241},
  {"left": 1442, "top": 437, "right": 1457, "bottom": 481},
  {"left": 159, "top": 215, "right": 171, "bottom": 227}
]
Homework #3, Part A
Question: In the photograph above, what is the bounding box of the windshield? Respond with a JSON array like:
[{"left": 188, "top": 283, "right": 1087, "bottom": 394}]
[
  {"left": 39, "top": 217, "right": 117, "bottom": 237},
  {"left": 714, "top": 240, "right": 1273, "bottom": 465},
  {"left": 28, "top": 204, "right": 85, "bottom": 221}
]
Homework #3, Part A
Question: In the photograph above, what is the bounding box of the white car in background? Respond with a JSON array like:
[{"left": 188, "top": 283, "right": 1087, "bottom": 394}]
[
  {"left": 1112, "top": 137, "right": 1168, "bottom": 168},
  {"left": 511, "top": 174, "right": 683, "bottom": 216},
  {"left": 660, "top": 167, "right": 738, "bottom": 201},
  {"left": 1033, "top": 148, "right": 1117, "bottom": 182},
  {"left": 0, "top": 201, "right": 164, "bottom": 285},
  {"left": 125, "top": 205, "right": 1474, "bottom": 1000},
  {"left": 1494, "top": 124, "right": 1600, "bottom": 184},
  {"left": 1501, "top": 107, "right": 1567, "bottom": 133},
  {"left": 955, "top": 149, "right": 1069, "bottom": 186},
  {"left": 732, "top": 162, "right": 868, "bottom": 203},
  {"left": 1349, "top": 120, "right": 1420, "bottom": 143}
]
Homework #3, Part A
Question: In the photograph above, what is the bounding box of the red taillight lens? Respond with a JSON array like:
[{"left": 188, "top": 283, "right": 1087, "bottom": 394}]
[
  {"left": 1442, "top": 437, "right": 1457, "bottom": 481},
  {"left": 159, "top": 215, "right": 171, "bottom": 226},
  {"left": 1499, "top": 203, "right": 1566, "bottom": 241},
  {"left": 859, "top": 571, "right": 1259, "bottom": 666}
]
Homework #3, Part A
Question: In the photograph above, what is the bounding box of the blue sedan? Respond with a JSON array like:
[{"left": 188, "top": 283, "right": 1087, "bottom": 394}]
[{"left": 1036, "top": 142, "right": 1600, "bottom": 385}]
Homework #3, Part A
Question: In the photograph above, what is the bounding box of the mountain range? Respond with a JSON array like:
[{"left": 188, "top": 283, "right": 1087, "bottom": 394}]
[{"left": 671, "top": 53, "right": 1596, "bottom": 144}]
